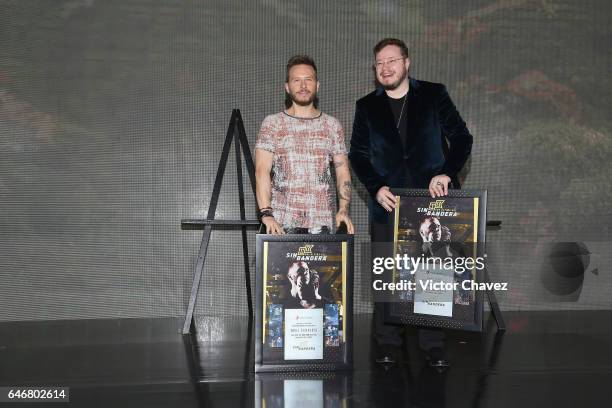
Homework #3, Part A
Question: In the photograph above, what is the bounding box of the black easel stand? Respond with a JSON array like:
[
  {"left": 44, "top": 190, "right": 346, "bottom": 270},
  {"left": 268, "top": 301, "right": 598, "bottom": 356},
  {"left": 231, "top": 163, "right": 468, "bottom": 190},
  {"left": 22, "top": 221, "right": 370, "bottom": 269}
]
[
  {"left": 485, "top": 220, "right": 506, "bottom": 331},
  {"left": 181, "top": 109, "right": 258, "bottom": 335}
]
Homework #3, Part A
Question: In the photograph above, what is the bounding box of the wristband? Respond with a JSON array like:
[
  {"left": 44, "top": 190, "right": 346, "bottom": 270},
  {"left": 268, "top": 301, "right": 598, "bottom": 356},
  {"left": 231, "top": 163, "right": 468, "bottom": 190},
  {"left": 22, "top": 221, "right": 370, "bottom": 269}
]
[{"left": 259, "top": 208, "right": 274, "bottom": 220}]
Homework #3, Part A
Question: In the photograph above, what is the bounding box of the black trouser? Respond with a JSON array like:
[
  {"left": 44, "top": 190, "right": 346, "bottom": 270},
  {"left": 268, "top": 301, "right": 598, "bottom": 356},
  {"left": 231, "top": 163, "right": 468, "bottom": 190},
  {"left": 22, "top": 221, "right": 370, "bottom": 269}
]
[{"left": 371, "top": 223, "right": 445, "bottom": 351}]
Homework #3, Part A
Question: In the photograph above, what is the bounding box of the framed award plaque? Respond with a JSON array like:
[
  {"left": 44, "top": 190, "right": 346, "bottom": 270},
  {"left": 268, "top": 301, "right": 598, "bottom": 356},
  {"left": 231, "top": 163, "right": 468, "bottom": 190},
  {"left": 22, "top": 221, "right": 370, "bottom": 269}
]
[
  {"left": 255, "top": 234, "right": 353, "bottom": 372},
  {"left": 383, "top": 189, "right": 487, "bottom": 332}
]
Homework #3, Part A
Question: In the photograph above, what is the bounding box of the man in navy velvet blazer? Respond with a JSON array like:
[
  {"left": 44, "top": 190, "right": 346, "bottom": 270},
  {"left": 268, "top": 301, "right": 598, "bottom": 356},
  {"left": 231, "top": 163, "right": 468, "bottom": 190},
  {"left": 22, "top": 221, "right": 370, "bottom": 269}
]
[{"left": 349, "top": 38, "right": 473, "bottom": 367}]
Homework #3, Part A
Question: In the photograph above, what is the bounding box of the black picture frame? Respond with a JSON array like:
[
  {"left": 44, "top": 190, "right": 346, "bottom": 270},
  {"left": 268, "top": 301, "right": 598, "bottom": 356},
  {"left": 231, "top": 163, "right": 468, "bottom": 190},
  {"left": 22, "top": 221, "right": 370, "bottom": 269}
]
[
  {"left": 383, "top": 189, "right": 487, "bottom": 332},
  {"left": 255, "top": 234, "right": 354, "bottom": 372}
]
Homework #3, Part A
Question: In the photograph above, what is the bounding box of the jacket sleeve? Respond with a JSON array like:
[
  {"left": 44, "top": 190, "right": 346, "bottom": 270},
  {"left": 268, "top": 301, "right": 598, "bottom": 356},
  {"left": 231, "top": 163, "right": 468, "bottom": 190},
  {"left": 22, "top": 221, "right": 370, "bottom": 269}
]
[
  {"left": 348, "top": 101, "right": 385, "bottom": 198},
  {"left": 436, "top": 85, "right": 473, "bottom": 179}
]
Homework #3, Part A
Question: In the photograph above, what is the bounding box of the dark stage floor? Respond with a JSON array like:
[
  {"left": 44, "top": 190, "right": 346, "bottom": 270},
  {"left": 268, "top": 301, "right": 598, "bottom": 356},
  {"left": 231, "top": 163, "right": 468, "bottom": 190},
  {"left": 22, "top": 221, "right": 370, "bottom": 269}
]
[{"left": 1, "top": 311, "right": 612, "bottom": 407}]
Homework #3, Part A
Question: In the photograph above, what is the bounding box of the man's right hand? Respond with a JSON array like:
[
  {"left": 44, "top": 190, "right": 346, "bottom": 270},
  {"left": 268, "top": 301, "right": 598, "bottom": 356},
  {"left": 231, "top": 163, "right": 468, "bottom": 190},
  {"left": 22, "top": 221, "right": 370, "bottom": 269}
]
[
  {"left": 375, "top": 186, "right": 397, "bottom": 212},
  {"left": 262, "top": 216, "right": 285, "bottom": 234}
]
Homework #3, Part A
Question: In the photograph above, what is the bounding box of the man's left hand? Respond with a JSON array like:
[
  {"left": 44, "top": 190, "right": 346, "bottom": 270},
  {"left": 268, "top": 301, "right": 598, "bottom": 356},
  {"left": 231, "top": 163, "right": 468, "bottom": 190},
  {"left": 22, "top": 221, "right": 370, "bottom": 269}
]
[
  {"left": 429, "top": 174, "right": 451, "bottom": 198},
  {"left": 335, "top": 210, "right": 355, "bottom": 234}
]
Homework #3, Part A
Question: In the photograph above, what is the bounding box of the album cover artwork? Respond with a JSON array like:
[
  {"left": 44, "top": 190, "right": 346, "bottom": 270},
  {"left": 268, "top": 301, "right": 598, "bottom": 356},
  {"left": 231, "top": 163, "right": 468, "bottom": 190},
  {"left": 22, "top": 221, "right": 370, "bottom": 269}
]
[
  {"left": 386, "top": 190, "right": 486, "bottom": 330},
  {"left": 324, "top": 304, "right": 340, "bottom": 347},
  {"left": 258, "top": 238, "right": 349, "bottom": 368},
  {"left": 268, "top": 304, "right": 283, "bottom": 348}
]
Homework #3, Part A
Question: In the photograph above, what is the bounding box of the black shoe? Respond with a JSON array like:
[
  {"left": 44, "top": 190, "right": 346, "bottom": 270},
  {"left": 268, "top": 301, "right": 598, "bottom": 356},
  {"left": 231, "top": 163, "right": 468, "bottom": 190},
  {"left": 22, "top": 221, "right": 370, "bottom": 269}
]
[
  {"left": 426, "top": 347, "right": 450, "bottom": 369},
  {"left": 375, "top": 344, "right": 400, "bottom": 364}
]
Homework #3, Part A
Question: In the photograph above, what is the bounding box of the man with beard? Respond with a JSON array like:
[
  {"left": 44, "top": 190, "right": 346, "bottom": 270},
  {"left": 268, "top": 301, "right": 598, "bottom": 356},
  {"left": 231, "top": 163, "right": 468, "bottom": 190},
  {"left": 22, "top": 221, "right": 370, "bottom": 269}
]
[
  {"left": 419, "top": 216, "right": 473, "bottom": 306},
  {"left": 349, "top": 38, "right": 473, "bottom": 367},
  {"left": 419, "top": 215, "right": 453, "bottom": 258},
  {"left": 285, "top": 261, "right": 328, "bottom": 309},
  {"left": 256, "top": 55, "right": 354, "bottom": 235}
]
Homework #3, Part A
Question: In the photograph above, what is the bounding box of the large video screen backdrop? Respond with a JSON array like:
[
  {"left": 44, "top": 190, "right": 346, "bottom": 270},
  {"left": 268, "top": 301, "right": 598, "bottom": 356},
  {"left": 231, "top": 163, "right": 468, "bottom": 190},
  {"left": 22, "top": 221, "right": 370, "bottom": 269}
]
[{"left": 1, "top": 0, "right": 610, "bottom": 321}]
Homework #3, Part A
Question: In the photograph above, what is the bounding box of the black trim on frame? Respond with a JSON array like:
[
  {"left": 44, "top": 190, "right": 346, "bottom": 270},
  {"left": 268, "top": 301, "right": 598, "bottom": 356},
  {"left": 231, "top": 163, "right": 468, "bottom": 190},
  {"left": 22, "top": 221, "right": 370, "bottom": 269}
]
[
  {"left": 255, "top": 234, "right": 354, "bottom": 373},
  {"left": 384, "top": 188, "right": 488, "bottom": 332}
]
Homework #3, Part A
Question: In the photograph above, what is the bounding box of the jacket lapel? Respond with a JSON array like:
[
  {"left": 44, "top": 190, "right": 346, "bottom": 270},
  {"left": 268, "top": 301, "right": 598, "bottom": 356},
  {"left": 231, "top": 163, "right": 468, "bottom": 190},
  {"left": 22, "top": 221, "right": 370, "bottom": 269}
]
[
  {"left": 403, "top": 77, "right": 423, "bottom": 159},
  {"left": 370, "top": 78, "right": 424, "bottom": 157}
]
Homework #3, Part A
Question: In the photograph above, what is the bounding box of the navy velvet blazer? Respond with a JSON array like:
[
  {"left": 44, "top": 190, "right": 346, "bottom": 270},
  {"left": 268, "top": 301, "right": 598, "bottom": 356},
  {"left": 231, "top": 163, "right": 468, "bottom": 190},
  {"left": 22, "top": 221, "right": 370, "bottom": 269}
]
[{"left": 348, "top": 77, "right": 473, "bottom": 223}]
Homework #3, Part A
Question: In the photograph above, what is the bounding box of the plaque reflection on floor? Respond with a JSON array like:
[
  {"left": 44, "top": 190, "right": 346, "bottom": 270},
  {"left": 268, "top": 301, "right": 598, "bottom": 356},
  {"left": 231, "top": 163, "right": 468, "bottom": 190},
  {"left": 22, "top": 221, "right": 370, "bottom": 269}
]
[{"left": 255, "top": 372, "right": 351, "bottom": 408}]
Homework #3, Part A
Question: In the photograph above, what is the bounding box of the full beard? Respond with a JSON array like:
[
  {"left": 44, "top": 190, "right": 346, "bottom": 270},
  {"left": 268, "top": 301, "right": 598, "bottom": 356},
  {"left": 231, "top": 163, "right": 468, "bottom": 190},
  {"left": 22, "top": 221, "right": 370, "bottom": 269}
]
[
  {"left": 380, "top": 70, "right": 408, "bottom": 91},
  {"left": 290, "top": 91, "right": 316, "bottom": 107}
]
